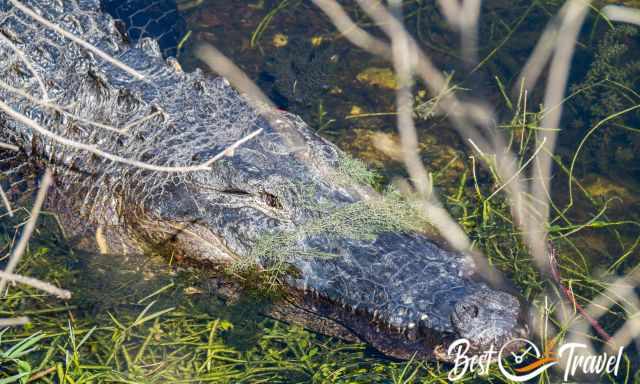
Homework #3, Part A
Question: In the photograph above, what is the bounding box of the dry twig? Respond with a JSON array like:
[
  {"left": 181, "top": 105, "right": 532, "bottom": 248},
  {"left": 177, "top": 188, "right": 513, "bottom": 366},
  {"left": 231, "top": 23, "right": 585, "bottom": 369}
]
[
  {"left": 0, "top": 270, "right": 70, "bottom": 299},
  {"left": 0, "top": 169, "right": 52, "bottom": 295},
  {"left": 0, "top": 317, "right": 30, "bottom": 327},
  {"left": 0, "top": 98, "right": 263, "bottom": 173},
  {"left": 8, "top": 0, "right": 145, "bottom": 80}
]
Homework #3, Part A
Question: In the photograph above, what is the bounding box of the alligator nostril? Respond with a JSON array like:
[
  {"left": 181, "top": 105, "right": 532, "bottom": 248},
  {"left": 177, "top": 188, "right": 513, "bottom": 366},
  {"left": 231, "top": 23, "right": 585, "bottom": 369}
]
[
  {"left": 461, "top": 303, "right": 479, "bottom": 318},
  {"left": 261, "top": 191, "right": 283, "bottom": 209}
]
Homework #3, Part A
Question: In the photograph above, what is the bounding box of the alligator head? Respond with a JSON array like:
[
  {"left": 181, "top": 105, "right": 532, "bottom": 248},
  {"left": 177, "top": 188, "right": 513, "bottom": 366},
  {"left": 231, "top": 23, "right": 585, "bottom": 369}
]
[{"left": 115, "top": 77, "right": 528, "bottom": 361}]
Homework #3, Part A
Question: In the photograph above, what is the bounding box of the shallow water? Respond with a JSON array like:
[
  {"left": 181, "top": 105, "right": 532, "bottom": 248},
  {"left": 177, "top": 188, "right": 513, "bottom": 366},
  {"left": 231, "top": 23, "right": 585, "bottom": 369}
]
[{"left": 1, "top": 0, "right": 640, "bottom": 382}]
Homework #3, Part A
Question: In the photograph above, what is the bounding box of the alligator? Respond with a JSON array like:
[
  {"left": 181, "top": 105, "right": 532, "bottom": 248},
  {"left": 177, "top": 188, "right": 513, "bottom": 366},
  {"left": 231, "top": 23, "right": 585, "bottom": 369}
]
[{"left": 0, "top": 0, "right": 527, "bottom": 361}]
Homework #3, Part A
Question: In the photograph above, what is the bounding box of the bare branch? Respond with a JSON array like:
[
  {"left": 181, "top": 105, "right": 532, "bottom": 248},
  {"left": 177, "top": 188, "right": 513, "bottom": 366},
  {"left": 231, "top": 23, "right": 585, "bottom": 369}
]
[
  {"left": 486, "top": 137, "right": 547, "bottom": 201},
  {"left": 0, "top": 317, "right": 30, "bottom": 327},
  {"left": 602, "top": 5, "right": 640, "bottom": 26},
  {"left": 460, "top": 0, "right": 482, "bottom": 63},
  {"left": 0, "top": 98, "right": 262, "bottom": 173},
  {"left": 0, "top": 270, "right": 71, "bottom": 299},
  {"left": 0, "top": 78, "right": 129, "bottom": 135},
  {"left": 351, "top": 0, "right": 496, "bottom": 251},
  {"left": 386, "top": 0, "right": 472, "bottom": 251},
  {"left": 531, "top": 0, "right": 589, "bottom": 270},
  {"left": 0, "top": 32, "right": 48, "bottom": 101},
  {"left": 195, "top": 43, "right": 308, "bottom": 151},
  {"left": 435, "top": 0, "right": 482, "bottom": 62},
  {"left": 311, "top": 0, "right": 390, "bottom": 58},
  {"left": 194, "top": 45, "right": 275, "bottom": 111},
  {"left": 0, "top": 142, "right": 19, "bottom": 151},
  {"left": 570, "top": 268, "right": 640, "bottom": 354},
  {"left": 514, "top": 1, "right": 571, "bottom": 94},
  {"left": 8, "top": 0, "right": 146, "bottom": 81},
  {"left": 0, "top": 169, "right": 52, "bottom": 295},
  {"left": 0, "top": 185, "right": 13, "bottom": 217}
]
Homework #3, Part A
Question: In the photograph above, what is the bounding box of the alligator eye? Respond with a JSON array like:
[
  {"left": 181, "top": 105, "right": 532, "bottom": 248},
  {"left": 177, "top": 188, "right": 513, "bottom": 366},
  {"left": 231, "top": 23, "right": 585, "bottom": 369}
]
[
  {"left": 468, "top": 304, "right": 479, "bottom": 318},
  {"left": 261, "top": 191, "right": 283, "bottom": 209}
]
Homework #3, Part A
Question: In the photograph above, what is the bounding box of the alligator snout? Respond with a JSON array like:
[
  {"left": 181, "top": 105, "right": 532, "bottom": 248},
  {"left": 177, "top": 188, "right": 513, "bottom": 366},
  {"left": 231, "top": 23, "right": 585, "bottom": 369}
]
[
  {"left": 451, "top": 289, "right": 528, "bottom": 354},
  {"left": 283, "top": 231, "right": 528, "bottom": 361}
]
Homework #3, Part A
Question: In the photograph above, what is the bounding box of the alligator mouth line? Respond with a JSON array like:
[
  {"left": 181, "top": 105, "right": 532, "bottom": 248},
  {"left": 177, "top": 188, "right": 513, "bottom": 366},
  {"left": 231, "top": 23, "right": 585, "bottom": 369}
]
[{"left": 268, "top": 285, "right": 459, "bottom": 361}]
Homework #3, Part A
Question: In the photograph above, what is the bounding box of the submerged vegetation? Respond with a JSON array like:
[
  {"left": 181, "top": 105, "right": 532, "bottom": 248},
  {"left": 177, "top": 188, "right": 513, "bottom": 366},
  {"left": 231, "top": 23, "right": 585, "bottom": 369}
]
[
  {"left": 569, "top": 24, "right": 640, "bottom": 177},
  {"left": 1, "top": 0, "right": 640, "bottom": 383}
]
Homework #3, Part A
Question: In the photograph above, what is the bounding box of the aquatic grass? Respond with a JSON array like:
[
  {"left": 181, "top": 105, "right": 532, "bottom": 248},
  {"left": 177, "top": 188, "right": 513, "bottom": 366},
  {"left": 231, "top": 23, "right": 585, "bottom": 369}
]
[
  {"left": 442, "top": 77, "right": 640, "bottom": 354},
  {"left": 250, "top": 0, "right": 297, "bottom": 49},
  {"left": 1, "top": 0, "right": 640, "bottom": 382},
  {"left": 0, "top": 263, "right": 408, "bottom": 382}
]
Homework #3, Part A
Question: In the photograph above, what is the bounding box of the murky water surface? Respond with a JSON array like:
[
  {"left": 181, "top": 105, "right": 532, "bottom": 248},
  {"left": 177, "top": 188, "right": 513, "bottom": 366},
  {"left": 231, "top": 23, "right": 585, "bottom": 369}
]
[{"left": 1, "top": 0, "right": 639, "bottom": 382}]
